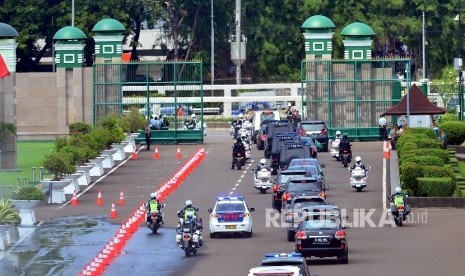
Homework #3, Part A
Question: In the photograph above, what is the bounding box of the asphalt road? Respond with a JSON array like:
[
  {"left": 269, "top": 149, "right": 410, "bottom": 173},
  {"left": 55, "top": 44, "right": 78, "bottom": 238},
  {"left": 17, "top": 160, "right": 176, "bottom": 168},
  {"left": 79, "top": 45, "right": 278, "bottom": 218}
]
[{"left": 2, "top": 131, "right": 465, "bottom": 276}]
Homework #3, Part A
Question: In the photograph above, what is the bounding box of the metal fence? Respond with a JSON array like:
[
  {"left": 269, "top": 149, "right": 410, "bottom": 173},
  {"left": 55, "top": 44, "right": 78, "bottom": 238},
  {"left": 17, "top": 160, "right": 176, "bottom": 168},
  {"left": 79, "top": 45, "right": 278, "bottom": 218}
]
[
  {"left": 301, "top": 58, "right": 412, "bottom": 140},
  {"left": 93, "top": 61, "right": 204, "bottom": 144}
]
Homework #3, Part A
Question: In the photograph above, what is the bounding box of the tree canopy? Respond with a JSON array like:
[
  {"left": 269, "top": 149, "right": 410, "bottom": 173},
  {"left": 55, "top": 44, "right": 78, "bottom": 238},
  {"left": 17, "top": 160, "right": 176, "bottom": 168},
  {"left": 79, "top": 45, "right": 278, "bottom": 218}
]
[{"left": 0, "top": 0, "right": 463, "bottom": 82}]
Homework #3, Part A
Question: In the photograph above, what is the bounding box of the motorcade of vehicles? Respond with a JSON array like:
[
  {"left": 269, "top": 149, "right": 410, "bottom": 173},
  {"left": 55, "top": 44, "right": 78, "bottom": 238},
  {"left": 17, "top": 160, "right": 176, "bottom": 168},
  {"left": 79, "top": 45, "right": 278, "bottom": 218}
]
[
  {"left": 208, "top": 196, "right": 255, "bottom": 238},
  {"left": 270, "top": 132, "right": 300, "bottom": 175},
  {"left": 298, "top": 120, "right": 329, "bottom": 152},
  {"left": 279, "top": 142, "right": 313, "bottom": 171},
  {"left": 232, "top": 101, "right": 272, "bottom": 116},
  {"left": 284, "top": 196, "right": 329, "bottom": 241},
  {"left": 247, "top": 265, "right": 304, "bottom": 276},
  {"left": 294, "top": 206, "right": 349, "bottom": 264},
  {"left": 272, "top": 169, "right": 310, "bottom": 211},
  {"left": 281, "top": 177, "right": 327, "bottom": 209},
  {"left": 252, "top": 110, "right": 281, "bottom": 144},
  {"left": 264, "top": 121, "right": 294, "bottom": 158}
]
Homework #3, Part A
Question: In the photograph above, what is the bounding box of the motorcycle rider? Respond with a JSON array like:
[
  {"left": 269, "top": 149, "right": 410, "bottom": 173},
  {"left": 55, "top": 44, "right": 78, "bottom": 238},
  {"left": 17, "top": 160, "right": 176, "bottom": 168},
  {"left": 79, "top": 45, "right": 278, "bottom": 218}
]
[
  {"left": 177, "top": 200, "right": 203, "bottom": 246},
  {"left": 232, "top": 137, "right": 246, "bottom": 169},
  {"left": 334, "top": 130, "right": 342, "bottom": 140},
  {"left": 255, "top": 158, "right": 271, "bottom": 176},
  {"left": 146, "top": 192, "right": 163, "bottom": 225},
  {"left": 389, "top": 187, "right": 411, "bottom": 217},
  {"left": 230, "top": 114, "right": 244, "bottom": 138},
  {"left": 184, "top": 114, "right": 197, "bottom": 129},
  {"left": 349, "top": 156, "right": 369, "bottom": 172},
  {"left": 338, "top": 133, "right": 352, "bottom": 158}
]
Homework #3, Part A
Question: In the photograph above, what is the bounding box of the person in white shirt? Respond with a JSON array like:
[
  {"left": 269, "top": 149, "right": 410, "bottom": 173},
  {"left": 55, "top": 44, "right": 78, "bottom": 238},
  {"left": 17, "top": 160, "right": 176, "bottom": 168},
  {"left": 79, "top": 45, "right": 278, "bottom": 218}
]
[{"left": 378, "top": 115, "right": 387, "bottom": 141}]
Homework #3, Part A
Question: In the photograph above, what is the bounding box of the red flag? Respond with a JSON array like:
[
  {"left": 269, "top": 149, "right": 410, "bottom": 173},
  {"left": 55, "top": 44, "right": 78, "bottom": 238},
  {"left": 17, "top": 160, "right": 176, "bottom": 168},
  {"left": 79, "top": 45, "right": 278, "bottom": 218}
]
[{"left": 0, "top": 54, "right": 11, "bottom": 79}]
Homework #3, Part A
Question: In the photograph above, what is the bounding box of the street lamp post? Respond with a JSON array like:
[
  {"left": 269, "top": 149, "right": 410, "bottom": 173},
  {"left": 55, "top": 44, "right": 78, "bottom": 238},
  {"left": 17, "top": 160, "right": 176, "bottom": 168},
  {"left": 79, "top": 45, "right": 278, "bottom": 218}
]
[
  {"left": 72, "top": 0, "right": 75, "bottom": 26},
  {"left": 459, "top": 0, "right": 463, "bottom": 121},
  {"left": 211, "top": 0, "right": 214, "bottom": 85}
]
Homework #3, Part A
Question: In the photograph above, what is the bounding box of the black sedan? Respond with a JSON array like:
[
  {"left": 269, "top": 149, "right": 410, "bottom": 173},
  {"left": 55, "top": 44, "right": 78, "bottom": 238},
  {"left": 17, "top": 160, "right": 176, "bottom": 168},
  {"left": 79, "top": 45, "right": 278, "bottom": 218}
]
[
  {"left": 272, "top": 169, "right": 309, "bottom": 211},
  {"left": 294, "top": 207, "right": 349, "bottom": 264}
]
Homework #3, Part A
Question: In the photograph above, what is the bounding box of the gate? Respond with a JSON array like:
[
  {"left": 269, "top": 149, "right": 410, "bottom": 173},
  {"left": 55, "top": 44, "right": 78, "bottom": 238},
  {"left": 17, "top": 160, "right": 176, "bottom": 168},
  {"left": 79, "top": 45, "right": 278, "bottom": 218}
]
[
  {"left": 93, "top": 61, "right": 204, "bottom": 144},
  {"left": 301, "top": 59, "right": 411, "bottom": 141}
]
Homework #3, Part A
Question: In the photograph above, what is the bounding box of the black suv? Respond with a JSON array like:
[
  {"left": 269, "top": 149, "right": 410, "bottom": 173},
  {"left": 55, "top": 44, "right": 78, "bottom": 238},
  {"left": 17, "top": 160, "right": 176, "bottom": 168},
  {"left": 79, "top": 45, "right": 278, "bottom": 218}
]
[
  {"left": 264, "top": 121, "right": 294, "bottom": 158},
  {"left": 281, "top": 177, "right": 326, "bottom": 208},
  {"left": 279, "top": 141, "right": 313, "bottom": 171},
  {"left": 272, "top": 169, "right": 309, "bottom": 211},
  {"left": 298, "top": 120, "right": 329, "bottom": 152},
  {"left": 270, "top": 132, "right": 300, "bottom": 174}
]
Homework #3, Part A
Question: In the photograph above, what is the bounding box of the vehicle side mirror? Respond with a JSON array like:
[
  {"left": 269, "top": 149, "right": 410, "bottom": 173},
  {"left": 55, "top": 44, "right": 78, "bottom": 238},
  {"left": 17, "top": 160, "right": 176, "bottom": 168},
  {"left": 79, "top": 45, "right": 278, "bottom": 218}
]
[
  {"left": 250, "top": 207, "right": 256, "bottom": 212},
  {"left": 207, "top": 208, "right": 213, "bottom": 213}
]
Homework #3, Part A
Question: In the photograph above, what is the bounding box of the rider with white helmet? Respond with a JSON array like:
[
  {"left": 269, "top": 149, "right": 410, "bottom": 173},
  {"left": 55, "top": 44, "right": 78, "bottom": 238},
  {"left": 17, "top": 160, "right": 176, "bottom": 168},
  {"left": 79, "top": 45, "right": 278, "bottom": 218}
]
[
  {"left": 147, "top": 192, "right": 163, "bottom": 225},
  {"left": 255, "top": 158, "right": 270, "bottom": 176},
  {"left": 335, "top": 130, "right": 342, "bottom": 139},
  {"left": 350, "top": 156, "right": 368, "bottom": 171}
]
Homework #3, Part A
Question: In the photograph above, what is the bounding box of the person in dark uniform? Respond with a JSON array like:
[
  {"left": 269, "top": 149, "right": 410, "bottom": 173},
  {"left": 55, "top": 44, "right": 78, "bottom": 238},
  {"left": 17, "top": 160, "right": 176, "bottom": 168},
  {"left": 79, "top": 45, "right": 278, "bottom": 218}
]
[{"left": 145, "top": 124, "right": 151, "bottom": 150}]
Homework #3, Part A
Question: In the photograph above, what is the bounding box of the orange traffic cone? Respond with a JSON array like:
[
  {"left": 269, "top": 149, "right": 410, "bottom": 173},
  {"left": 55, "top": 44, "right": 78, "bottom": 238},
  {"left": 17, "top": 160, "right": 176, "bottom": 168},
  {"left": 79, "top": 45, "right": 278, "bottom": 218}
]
[
  {"left": 119, "top": 191, "right": 125, "bottom": 206},
  {"left": 383, "top": 141, "right": 391, "bottom": 159},
  {"left": 131, "top": 145, "right": 138, "bottom": 160},
  {"left": 71, "top": 191, "right": 79, "bottom": 206},
  {"left": 176, "top": 147, "right": 182, "bottom": 159},
  {"left": 97, "top": 190, "right": 104, "bottom": 206},
  {"left": 110, "top": 203, "right": 117, "bottom": 218},
  {"left": 153, "top": 147, "right": 160, "bottom": 160}
]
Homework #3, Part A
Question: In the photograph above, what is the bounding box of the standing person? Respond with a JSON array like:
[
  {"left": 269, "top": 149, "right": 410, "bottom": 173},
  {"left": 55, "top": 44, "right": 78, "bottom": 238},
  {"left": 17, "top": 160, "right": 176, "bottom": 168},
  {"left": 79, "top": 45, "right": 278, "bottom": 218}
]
[
  {"left": 161, "top": 114, "right": 170, "bottom": 130},
  {"left": 378, "top": 114, "right": 387, "bottom": 141},
  {"left": 293, "top": 110, "right": 301, "bottom": 131},
  {"left": 285, "top": 103, "right": 294, "bottom": 123},
  {"left": 388, "top": 124, "right": 399, "bottom": 150},
  {"left": 439, "top": 129, "right": 447, "bottom": 149},
  {"left": 145, "top": 124, "right": 151, "bottom": 150},
  {"left": 177, "top": 105, "right": 185, "bottom": 117}
]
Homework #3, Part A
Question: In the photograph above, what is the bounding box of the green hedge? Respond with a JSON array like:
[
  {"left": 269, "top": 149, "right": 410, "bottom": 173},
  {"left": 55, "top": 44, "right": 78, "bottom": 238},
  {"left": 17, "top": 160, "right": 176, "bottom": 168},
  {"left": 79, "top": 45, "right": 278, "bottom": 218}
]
[
  {"left": 397, "top": 142, "right": 418, "bottom": 159},
  {"left": 422, "top": 165, "right": 456, "bottom": 184},
  {"left": 402, "top": 156, "right": 445, "bottom": 167},
  {"left": 437, "top": 113, "right": 458, "bottom": 127},
  {"left": 400, "top": 162, "right": 423, "bottom": 195},
  {"left": 417, "top": 177, "right": 455, "bottom": 197},
  {"left": 439, "top": 121, "right": 465, "bottom": 145},
  {"left": 404, "top": 127, "right": 437, "bottom": 139},
  {"left": 412, "top": 148, "right": 450, "bottom": 164}
]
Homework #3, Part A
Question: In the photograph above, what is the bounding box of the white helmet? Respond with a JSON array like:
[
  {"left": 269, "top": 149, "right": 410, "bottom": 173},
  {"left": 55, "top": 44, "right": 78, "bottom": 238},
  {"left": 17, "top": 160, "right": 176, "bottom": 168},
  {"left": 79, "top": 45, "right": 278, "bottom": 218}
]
[
  {"left": 336, "top": 130, "right": 341, "bottom": 136},
  {"left": 150, "top": 192, "right": 158, "bottom": 199},
  {"left": 191, "top": 114, "right": 196, "bottom": 118},
  {"left": 239, "top": 113, "right": 244, "bottom": 118},
  {"left": 287, "top": 102, "right": 292, "bottom": 107},
  {"left": 185, "top": 200, "right": 192, "bottom": 207},
  {"left": 355, "top": 156, "right": 362, "bottom": 163},
  {"left": 260, "top": 158, "right": 266, "bottom": 165},
  {"left": 395, "top": 187, "right": 402, "bottom": 193}
]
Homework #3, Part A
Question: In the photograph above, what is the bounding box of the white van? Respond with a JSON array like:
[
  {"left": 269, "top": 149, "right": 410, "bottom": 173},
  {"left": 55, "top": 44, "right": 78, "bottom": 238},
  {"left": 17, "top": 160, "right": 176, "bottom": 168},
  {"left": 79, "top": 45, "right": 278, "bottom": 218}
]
[{"left": 251, "top": 110, "right": 281, "bottom": 144}]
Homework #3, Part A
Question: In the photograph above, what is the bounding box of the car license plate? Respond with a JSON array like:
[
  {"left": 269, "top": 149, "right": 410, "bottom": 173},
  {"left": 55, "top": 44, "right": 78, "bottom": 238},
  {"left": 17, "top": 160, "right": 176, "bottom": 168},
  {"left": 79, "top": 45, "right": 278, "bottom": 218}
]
[
  {"left": 314, "top": 238, "right": 328, "bottom": 243},
  {"left": 356, "top": 184, "right": 362, "bottom": 187},
  {"left": 225, "top": 225, "right": 236, "bottom": 230}
]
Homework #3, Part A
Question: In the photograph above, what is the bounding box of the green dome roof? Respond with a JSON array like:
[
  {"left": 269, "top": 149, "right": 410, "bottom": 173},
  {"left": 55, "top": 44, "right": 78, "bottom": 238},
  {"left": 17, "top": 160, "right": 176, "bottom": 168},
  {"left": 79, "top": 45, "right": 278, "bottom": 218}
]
[
  {"left": 301, "top": 15, "right": 335, "bottom": 29},
  {"left": 0, "top": 23, "right": 19, "bottom": 37},
  {"left": 341, "top": 22, "right": 375, "bottom": 36},
  {"left": 53, "top": 26, "right": 87, "bottom": 40},
  {"left": 92, "top": 18, "right": 125, "bottom": 32}
]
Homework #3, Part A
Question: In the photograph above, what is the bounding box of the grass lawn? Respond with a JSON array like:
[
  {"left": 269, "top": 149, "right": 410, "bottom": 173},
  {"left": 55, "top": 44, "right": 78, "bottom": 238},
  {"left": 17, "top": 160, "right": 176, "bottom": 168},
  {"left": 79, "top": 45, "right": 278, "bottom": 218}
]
[
  {"left": 0, "top": 141, "right": 54, "bottom": 187},
  {"left": 458, "top": 161, "right": 465, "bottom": 177}
]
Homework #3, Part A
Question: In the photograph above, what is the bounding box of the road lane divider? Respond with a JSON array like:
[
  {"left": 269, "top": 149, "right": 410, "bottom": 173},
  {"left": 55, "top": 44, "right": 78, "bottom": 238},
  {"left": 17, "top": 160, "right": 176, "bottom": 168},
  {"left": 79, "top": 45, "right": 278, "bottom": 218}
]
[{"left": 78, "top": 147, "right": 206, "bottom": 276}]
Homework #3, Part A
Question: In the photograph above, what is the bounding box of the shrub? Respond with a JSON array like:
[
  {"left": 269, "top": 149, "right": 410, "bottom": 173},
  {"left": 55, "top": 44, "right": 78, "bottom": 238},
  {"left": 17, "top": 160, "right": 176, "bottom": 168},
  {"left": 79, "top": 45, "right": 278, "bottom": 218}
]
[
  {"left": 417, "top": 177, "right": 455, "bottom": 197},
  {"left": 97, "top": 116, "right": 125, "bottom": 146},
  {"left": 121, "top": 107, "right": 146, "bottom": 133},
  {"left": 0, "top": 199, "right": 21, "bottom": 226},
  {"left": 402, "top": 155, "right": 445, "bottom": 167},
  {"left": 86, "top": 129, "right": 108, "bottom": 152},
  {"left": 42, "top": 151, "right": 76, "bottom": 180},
  {"left": 69, "top": 122, "right": 92, "bottom": 135},
  {"left": 404, "top": 127, "right": 437, "bottom": 139},
  {"left": 11, "top": 186, "right": 46, "bottom": 201},
  {"left": 440, "top": 121, "right": 465, "bottom": 145},
  {"left": 411, "top": 148, "right": 450, "bottom": 164},
  {"left": 400, "top": 162, "right": 423, "bottom": 195},
  {"left": 415, "top": 138, "right": 441, "bottom": 149},
  {"left": 437, "top": 113, "right": 458, "bottom": 127},
  {"left": 422, "top": 165, "right": 456, "bottom": 184},
  {"left": 396, "top": 133, "right": 428, "bottom": 152},
  {"left": 397, "top": 142, "right": 418, "bottom": 159}
]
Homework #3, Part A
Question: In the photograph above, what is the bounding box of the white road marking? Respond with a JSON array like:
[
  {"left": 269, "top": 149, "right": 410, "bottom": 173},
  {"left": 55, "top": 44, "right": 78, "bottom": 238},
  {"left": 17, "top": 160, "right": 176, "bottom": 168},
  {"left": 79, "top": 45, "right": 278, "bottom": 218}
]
[
  {"left": 382, "top": 158, "right": 387, "bottom": 210},
  {"left": 232, "top": 187, "right": 236, "bottom": 191},
  {"left": 235, "top": 183, "right": 239, "bottom": 187},
  {"left": 241, "top": 174, "right": 245, "bottom": 178},
  {"left": 237, "top": 179, "right": 242, "bottom": 183}
]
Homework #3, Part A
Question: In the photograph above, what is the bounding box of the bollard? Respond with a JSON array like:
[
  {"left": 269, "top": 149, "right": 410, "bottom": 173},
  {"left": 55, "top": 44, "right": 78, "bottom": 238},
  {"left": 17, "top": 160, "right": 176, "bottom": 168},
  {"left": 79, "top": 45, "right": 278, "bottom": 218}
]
[
  {"left": 23, "top": 177, "right": 28, "bottom": 187},
  {"left": 32, "top": 167, "right": 36, "bottom": 182},
  {"left": 39, "top": 167, "right": 44, "bottom": 181}
]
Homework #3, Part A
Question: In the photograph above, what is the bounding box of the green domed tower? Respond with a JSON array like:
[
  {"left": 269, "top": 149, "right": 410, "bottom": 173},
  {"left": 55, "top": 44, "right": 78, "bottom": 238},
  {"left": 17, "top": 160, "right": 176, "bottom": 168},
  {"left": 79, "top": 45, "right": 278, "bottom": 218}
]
[
  {"left": 92, "top": 18, "right": 125, "bottom": 63},
  {"left": 53, "top": 26, "right": 87, "bottom": 68},
  {"left": 341, "top": 22, "right": 375, "bottom": 60},
  {"left": 301, "top": 15, "right": 336, "bottom": 60},
  {"left": 0, "top": 23, "right": 19, "bottom": 72}
]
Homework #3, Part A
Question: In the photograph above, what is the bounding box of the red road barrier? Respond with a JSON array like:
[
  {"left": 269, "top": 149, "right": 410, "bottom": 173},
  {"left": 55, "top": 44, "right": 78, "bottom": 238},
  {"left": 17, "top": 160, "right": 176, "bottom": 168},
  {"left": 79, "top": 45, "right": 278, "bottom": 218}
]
[{"left": 78, "top": 147, "right": 206, "bottom": 275}]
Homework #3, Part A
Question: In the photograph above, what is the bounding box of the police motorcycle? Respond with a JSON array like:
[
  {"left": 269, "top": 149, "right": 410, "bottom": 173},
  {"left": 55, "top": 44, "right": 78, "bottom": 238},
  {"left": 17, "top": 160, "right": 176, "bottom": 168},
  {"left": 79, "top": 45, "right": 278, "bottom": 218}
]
[
  {"left": 230, "top": 115, "right": 244, "bottom": 139},
  {"left": 176, "top": 207, "right": 203, "bottom": 257},
  {"left": 240, "top": 120, "right": 254, "bottom": 139},
  {"left": 348, "top": 165, "right": 370, "bottom": 192},
  {"left": 253, "top": 167, "right": 273, "bottom": 194},
  {"left": 241, "top": 134, "right": 252, "bottom": 160},
  {"left": 145, "top": 201, "right": 165, "bottom": 234},
  {"left": 329, "top": 132, "right": 342, "bottom": 160},
  {"left": 183, "top": 114, "right": 208, "bottom": 136},
  {"left": 388, "top": 187, "right": 411, "bottom": 227}
]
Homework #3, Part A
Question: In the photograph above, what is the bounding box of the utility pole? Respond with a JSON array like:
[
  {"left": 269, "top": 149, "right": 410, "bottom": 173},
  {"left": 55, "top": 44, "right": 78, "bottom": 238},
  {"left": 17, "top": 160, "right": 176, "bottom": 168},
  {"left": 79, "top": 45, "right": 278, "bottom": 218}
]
[
  {"left": 422, "top": 11, "right": 426, "bottom": 79},
  {"left": 459, "top": 0, "right": 463, "bottom": 120},
  {"left": 72, "top": 0, "right": 75, "bottom": 26},
  {"left": 235, "top": 0, "right": 241, "bottom": 84},
  {"left": 211, "top": 0, "right": 214, "bottom": 85}
]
